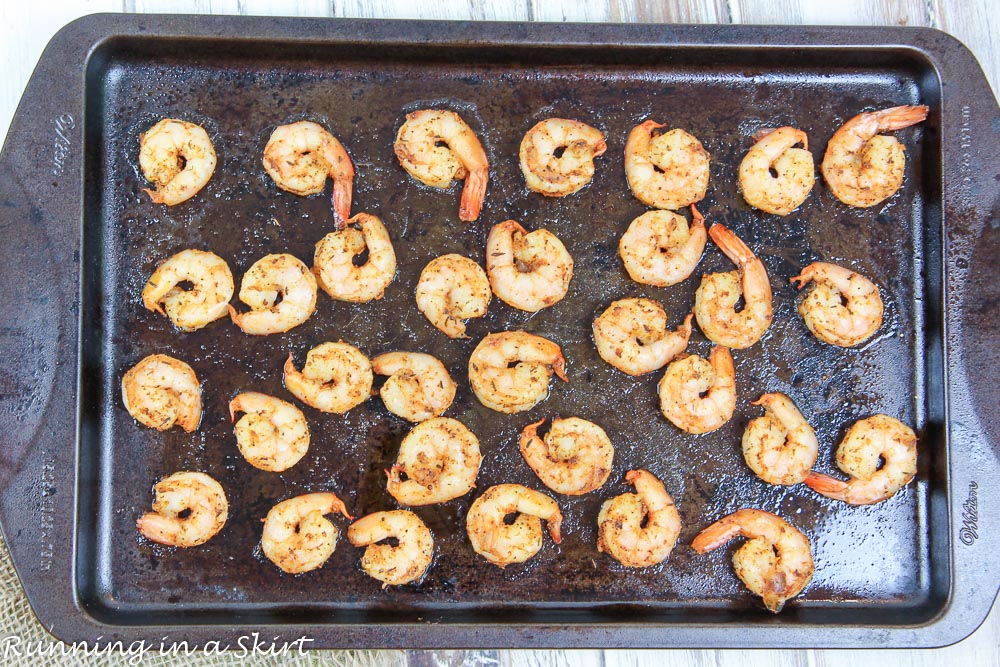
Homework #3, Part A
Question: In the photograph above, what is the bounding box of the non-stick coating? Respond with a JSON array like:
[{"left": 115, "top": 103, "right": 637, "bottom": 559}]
[{"left": 81, "top": 47, "right": 930, "bottom": 619}]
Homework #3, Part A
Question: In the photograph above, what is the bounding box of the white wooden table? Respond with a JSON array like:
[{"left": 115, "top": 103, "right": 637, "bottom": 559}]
[{"left": 1, "top": 2, "right": 996, "bottom": 666}]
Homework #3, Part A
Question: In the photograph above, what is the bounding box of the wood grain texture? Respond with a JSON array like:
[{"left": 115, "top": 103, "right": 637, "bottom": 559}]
[{"left": 0, "top": 3, "right": 996, "bottom": 667}]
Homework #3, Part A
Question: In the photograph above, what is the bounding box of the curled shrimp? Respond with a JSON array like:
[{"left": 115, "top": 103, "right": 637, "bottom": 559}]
[
  {"left": 142, "top": 249, "right": 233, "bottom": 332},
  {"left": 348, "top": 510, "right": 434, "bottom": 587},
  {"left": 519, "top": 118, "right": 607, "bottom": 197},
  {"left": 486, "top": 220, "right": 574, "bottom": 312},
  {"left": 624, "top": 120, "right": 710, "bottom": 210},
  {"left": 466, "top": 484, "right": 562, "bottom": 568},
  {"left": 469, "top": 331, "right": 568, "bottom": 413},
  {"left": 790, "top": 261, "right": 883, "bottom": 347},
  {"left": 804, "top": 414, "right": 917, "bottom": 505},
  {"left": 372, "top": 351, "right": 456, "bottom": 423},
  {"left": 229, "top": 253, "right": 318, "bottom": 335},
  {"left": 122, "top": 354, "right": 202, "bottom": 432},
  {"left": 263, "top": 120, "right": 355, "bottom": 224},
  {"left": 229, "top": 392, "right": 310, "bottom": 472},
  {"left": 520, "top": 417, "right": 614, "bottom": 496},
  {"left": 415, "top": 254, "right": 491, "bottom": 338},
  {"left": 619, "top": 205, "right": 706, "bottom": 287},
  {"left": 394, "top": 109, "right": 489, "bottom": 222},
  {"left": 597, "top": 469, "right": 681, "bottom": 568},
  {"left": 658, "top": 346, "right": 736, "bottom": 435},
  {"left": 593, "top": 298, "right": 693, "bottom": 376},
  {"left": 694, "top": 224, "right": 773, "bottom": 349},
  {"left": 261, "top": 492, "right": 353, "bottom": 574},
  {"left": 136, "top": 471, "right": 227, "bottom": 547},
  {"left": 386, "top": 417, "right": 482, "bottom": 506},
  {"left": 822, "top": 105, "right": 929, "bottom": 208},
  {"left": 738, "top": 127, "right": 814, "bottom": 216},
  {"left": 743, "top": 393, "right": 819, "bottom": 486},
  {"left": 692, "top": 509, "right": 814, "bottom": 613},
  {"left": 313, "top": 212, "right": 396, "bottom": 303},
  {"left": 139, "top": 118, "right": 216, "bottom": 206},
  {"left": 284, "top": 342, "right": 373, "bottom": 414}
]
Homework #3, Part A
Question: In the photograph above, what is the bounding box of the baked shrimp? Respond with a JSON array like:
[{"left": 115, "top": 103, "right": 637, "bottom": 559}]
[
  {"left": 520, "top": 417, "right": 614, "bottom": 496},
  {"left": 313, "top": 212, "right": 396, "bottom": 303},
  {"left": 790, "top": 261, "right": 883, "bottom": 347},
  {"left": 624, "top": 120, "right": 710, "bottom": 210},
  {"left": 415, "top": 254, "right": 491, "bottom": 338},
  {"left": 738, "top": 127, "right": 814, "bottom": 216},
  {"left": 142, "top": 249, "right": 234, "bottom": 331},
  {"left": 139, "top": 118, "right": 216, "bottom": 205},
  {"left": 658, "top": 346, "right": 736, "bottom": 435},
  {"left": 486, "top": 219, "right": 573, "bottom": 312},
  {"left": 386, "top": 417, "right": 482, "bottom": 506},
  {"left": 283, "top": 342, "right": 373, "bottom": 414},
  {"left": 229, "top": 392, "right": 310, "bottom": 472},
  {"left": 229, "top": 253, "right": 317, "bottom": 335},
  {"left": 466, "top": 484, "right": 562, "bottom": 568},
  {"left": 122, "top": 354, "right": 202, "bottom": 432},
  {"left": 261, "top": 492, "right": 353, "bottom": 574},
  {"left": 519, "top": 118, "right": 606, "bottom": 197},
  {"left": 348, "top": 510, "right": 434, "bottom": 587},
  {"left": 593, "top": 298, "right": 693, "bottom": 376},
  {"left": 372, "top": 351, "right": 456, "bottom": 422},
  {"left": 137, "top": 471, "right": 227, "bottom": 547},
  {"left": 597, "top": 470, "right": 681, "bottom": 568},
  {"left": 468, "top": 331, "right": 568, "bottom": 413},
  {"left": 619, "top": 205, "right": 706, "bottom": 287},
  {"left": 743, "top": 393, "right": 819, "bottom": 486}
]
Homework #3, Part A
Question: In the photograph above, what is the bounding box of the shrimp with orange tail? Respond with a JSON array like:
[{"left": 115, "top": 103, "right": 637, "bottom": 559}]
[
  {"left": 261, "top": 492, "right": 353, "bottom": 574},
  {"left": 136, "top": 471, "right": 227, "bottom": 547},
  {"left": 790, "top": 261, "right": 883, "bottom": 347},
  {"left": 738, "top": 127, "right": 814, "bottom": 215},
  {"left": 593, "top": 298, "right": 692, "bottom": 376},
  {"left": 468, "top": 331, "right": 568, "bottom": 413},
  {"left": 466, "top": 484, "right": 563, "bottom": 568},
  {"left": 520, "top": 118, "right": 606, "bottom": 197},
  {"left": 743, "top": 393, "right": 819, "bottom": 486},
  {"left": 658, "top": 346, "right": 736, "bottom": 435},
  {"left": 619, "top": 205, "right": 706, "bottom": 287},
  {"left": 624, "top": 120, "right": 710, "bottom": 210},
  {"left": 520, "top": 417, "right": 614, "bottom": 496},
  {"left": 597, "top": 470, "right": 681, "bottom": 568}
]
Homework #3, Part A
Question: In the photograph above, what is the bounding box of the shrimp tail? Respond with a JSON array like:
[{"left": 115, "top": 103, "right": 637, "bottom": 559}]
[
  {"left": 752, "top": 127, "right": 777, "bottom": 142},
  {"left": 641, "top": 119, "right": 665, "bottom": 133},
  {"left": 679, "top": 312, "right": 694, "bottom": 337},
  {"left": 552, "top": 354, "right": 569, "bottom": 382},
  {"left": 690, "top": 519, "right": 741, "bottom": 554},
  {"left": 689, "top": 203, "right": 704, "bottom": 228},
  {"left": 546, "top": 514, "right": 563, "bottom": 544},
  {"left": 708, "top": 224, "right": 754, "bottom": 267},
  {"left": 143, "top": 187, "right": 166, "bottom": 204},
  {"left": 522, "top": 418, "right": 547, "bottom": 440},
  {"left": 874, "top": 105, "right": 929, "bottom": 131},
  {"left": 803, "top": 471, "right": 849, "bottom": 501},
  {"left": 592, "top": 137, "right": 608, "bottom": 159},
  {"left": 459, "top": 168, "right": 488, "bottom": 222},
  {"left": 788, "top": 266, "right": 815, "bottom": 290},
  {"left": 332, "top": 179, "right": 353, "bottom": 227},
  {"left": 330, "top": 496, "right": 354, "bottom": 521}
]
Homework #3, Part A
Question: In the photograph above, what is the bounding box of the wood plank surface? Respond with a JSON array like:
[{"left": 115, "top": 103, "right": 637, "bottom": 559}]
[{"left": 0, "top": 2, "right": 996, "bottom": 667}]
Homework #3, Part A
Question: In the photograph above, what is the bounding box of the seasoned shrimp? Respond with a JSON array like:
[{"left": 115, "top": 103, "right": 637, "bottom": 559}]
[
  {"left": 597, "top": 470, "right": 681, "bottom": 568},
  {"left": 139, "top": 118, "right": 216, "bottom": 206},
  {"left": 261, "top": 492, "right": 353, "bottom": 574},
  {"left": 469, "top": 331, "right": 568, "bottom": 413},
  {"left": 593, "top": 298, "right": 693, "bottom": 376},
  {"left": 624, "top": 121, "right": 710, "bottom": 210},
  {"left": 313, "top": 212, "right": 396, "bottom": 303},
  {"left": 229, "top": 392, "right": 310, "bottom": 472},
  {"left": 805, "top": 414, "right": 917, "bottom": 505},
  {"left": 486, "top": 220, "right": 574, "bottom": 312},
  {"left": 694, "top": 224, "right": 773, "bottom": 349},
  {"left": 386, "top": 417, "right": 482, "bottom": 506},
  {"left": 372, "top": 352, "right": 456, "bottom": 423},
  {"left": 520, "top": 417, "right": 614, "bottom": 496},
  {"left": 822, "top": 105, "right": 929, "bottom": 208},
  {"left": 415, "top": 254, "right": 491, "bottom": 338},
  {"left": 136, "top": 471, "right": 227, "bottom": 547},
  {"left": 142, "top": 249, "right": 234, "bottom": 331},
  {"left": 229, "top": 253, "right": 317, "bottom": 335},
  {"left": 122, "top": 354, "right": 202, "bottom": 432},
  {"left": 348, "top": 510, "right": 434, "bottom": 587},
  {"left": 692, "top": 509, "right": 814, "bottom": 613},
  {"left": 394, "top": 109, "right": 489, "bottom": 222},
  {"left": 284, "top": 342, "right": 373, "bottom": 414},
  {"left": 743, "top": 393, "right": 819, "bottom": 486},
  {"left": 519, "top": 118, "right": 607, "bottom": 197},
  {"left": 658, "top": 346, "right": 736, "bottom": 435},
  {"left": 790, "top": 261, "right": 883, "bottom": 347},
  {"left": 619, "top": 205, "right": 706, "bottom": 287},
  {"left": 738, "top": 127, "right": 814, "bottom": 216},
  {"left": 263, "top": 120, "right": 355, "bottom": 224},
  {"left": 466, "top": 484, "right": 563, "bottom": 568}
]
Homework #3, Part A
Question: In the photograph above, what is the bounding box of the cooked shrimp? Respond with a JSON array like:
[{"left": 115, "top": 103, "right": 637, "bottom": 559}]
[
  {"left": 139, "top": 118, "right": 216, "bottom": 206},
  {"left": 372, "top": 351, "right": 456, "bottom": 422},
  {"left": 136, "top": 471, "right": 227, "bottom": 547},
  {"left": 804, "top": 414, "right": 917, "bottom": 505},
  {"left": 738, "top": 127, "right": 814, "bottom": 216},
  {"left": 263, "top": 120, "right": 355, "bottom": 224},
  {"left": 692, "top": 509, "right": 814, "bottom": 613},
  {"left": 593, "top": 298, "right": 693, "bottom": 376},
  {"left": 619, "top": 205, "right": 706, "bottom": 287},
  {"left": 624, "top": 121, "right": 710, "bottom": 210},
  {"left": 313, "top": 212, "right": 396, "bottom": 303},
  {"left": 519, "top": 118, "right": 607, "bottom": 197},
  {"left": 386, "top": 417, "right": 482, "bottom": 506},
  {"left": 486, "top": 220, "right": 574, "bottom": 312},
  {"left": 597, "top": 470, "right": 681, "bottom": 568},
  {"left": 790, "top": 261, "right": 883, "bottom": 347},
  {"left": 348, "top": 510, "right": 434, "bottom": 586},
  {"left": 822, "top": 105, "right": 929, "bottom": 207},
  {"left": 142, "top": 249, "right": 234, "bottom": 331},
  {"left": 229, "top": 253, "right": 317, "bottom": 335},
  {"left": 122, "top": 354, "right": 201, "bottom": 432},
  {"left": 694, "top": 224, "right": 773, "bottom": 349},
  {"left": 283, "top": 342, "right": 373, "bottom": 414},
  {"left": 743, "top": 393, "right": 819, "bottom": 486},
  {"left": 229, "top": 392, "right": 309, "bottom": 472},
  {"left": 394, "top": 109, "right": 488, "bottom": 222},
  {"left": 658, "top": 346, "right": 736, "bottom": 435},
  {"left": 466, "top": 484, "right": 562, "bottom": 568},
  {"left": 261, "top": 492, "right": 353, "bottom": 574},
  {"left": 415, "top": 254, "right": 491, "bottom": 338},
  {"left": 469, "top": 331, "right": 568, "bottom": 413},
  {"left": 520, "top": 417, "right": 614, "bottom": 495}
]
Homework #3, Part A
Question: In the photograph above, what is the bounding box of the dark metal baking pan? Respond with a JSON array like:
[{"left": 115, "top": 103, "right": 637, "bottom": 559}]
[{"left": 0, "top": 13, "right": 996, "bottom": 649}]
